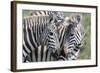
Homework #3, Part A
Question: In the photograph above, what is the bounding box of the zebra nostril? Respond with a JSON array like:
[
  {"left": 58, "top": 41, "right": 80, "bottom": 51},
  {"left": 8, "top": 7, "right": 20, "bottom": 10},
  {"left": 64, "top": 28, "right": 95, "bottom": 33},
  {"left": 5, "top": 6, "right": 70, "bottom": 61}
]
[
  {"left": 49, "top": 32, "right": 53, "bottom": 35},
  {"left": 71, "top": 34, "right": 74, "bottom": 36}
]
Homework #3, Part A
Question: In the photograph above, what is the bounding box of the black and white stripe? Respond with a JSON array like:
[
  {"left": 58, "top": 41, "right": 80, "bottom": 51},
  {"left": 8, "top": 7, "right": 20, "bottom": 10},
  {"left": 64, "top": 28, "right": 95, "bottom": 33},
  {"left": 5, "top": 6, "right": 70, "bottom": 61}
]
[
  {"left": 57, "top": 15, "right": 84, "bottom": 60},
  {"left": 22, "top": 11, "right": 64, "bottom": 62},
  {"left": 42, "top": 23, "right": 60, "bottom": 61},
  {"left": 22, "top": 11, "right": 84, "bottom": 62}
]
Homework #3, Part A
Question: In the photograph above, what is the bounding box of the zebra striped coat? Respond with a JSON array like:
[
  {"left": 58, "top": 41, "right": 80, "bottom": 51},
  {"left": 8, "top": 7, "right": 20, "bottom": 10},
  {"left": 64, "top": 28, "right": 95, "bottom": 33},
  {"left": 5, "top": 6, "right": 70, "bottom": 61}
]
[
  {"left": 22, "top": 11, "right": 84, "bottom": 62},
  {"left": 22, "top": 11, "right": 64, "bottom": 62},
  {"left": 58, "top": 14, "right": 85, "bottom": 60}
]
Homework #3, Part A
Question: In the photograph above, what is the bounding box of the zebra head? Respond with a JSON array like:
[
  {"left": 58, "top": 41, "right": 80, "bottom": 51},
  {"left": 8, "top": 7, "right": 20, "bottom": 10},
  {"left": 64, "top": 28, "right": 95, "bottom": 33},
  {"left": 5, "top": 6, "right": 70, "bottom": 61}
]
[
  {"left": 68, "top": 14, "right": 82, "bottom": 28},
  {"left": 59, "top": 14, "right": 84, "bottom": 60},
  {"left": 50, "top": 11, "right": 65, "bottom": 26},
  {"left": 41, "top": 23, "right": 61, "bottom": 60},
  {"left": 47, "top": 23, "right": 60, "bottom": 52}
]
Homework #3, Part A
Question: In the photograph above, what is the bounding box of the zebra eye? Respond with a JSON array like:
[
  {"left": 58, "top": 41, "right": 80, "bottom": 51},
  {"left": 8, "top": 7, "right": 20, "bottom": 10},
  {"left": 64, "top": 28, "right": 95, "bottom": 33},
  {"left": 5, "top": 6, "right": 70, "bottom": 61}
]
[{"left": 49, "top": 32, "right": 53, "bottom": 35}]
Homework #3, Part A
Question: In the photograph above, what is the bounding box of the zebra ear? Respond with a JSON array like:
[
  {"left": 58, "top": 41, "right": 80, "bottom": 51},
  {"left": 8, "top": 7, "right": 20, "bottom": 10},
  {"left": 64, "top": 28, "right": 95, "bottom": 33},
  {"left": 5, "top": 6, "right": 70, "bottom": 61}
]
[
  {"left": 76, "top": 15, "right": 82, "bottom": 23},
  {"left": 70, "top": 14, "right": 82, "bottom": 24}
]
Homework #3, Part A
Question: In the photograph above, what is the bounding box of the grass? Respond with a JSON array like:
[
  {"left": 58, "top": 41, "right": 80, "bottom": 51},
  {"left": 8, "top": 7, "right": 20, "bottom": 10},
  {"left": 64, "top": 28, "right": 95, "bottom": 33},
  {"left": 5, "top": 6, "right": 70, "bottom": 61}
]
[
  {"left": 23, "top": 10, "right": 91, "bottom": 60},
  {"left": 78, "top": 13, "right": 91, "bottom": 59}
]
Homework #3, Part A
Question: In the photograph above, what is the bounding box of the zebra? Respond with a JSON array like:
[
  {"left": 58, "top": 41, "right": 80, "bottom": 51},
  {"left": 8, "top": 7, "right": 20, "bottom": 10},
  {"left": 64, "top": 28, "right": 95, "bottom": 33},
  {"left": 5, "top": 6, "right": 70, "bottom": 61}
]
[
  {"left": 41, "top": 23, "right": 61, "bottom": 61},
  {"left": 22, "top": 10, "right": 65, "bottom": 62},
  {"left": 57, "top": 14, "right": 85, "bottom": 60}
]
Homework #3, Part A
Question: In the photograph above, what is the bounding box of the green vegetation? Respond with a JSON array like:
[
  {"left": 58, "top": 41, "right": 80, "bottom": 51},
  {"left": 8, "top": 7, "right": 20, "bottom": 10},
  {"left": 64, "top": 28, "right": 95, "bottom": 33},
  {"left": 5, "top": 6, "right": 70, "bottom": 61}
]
[
  {"left": 78, "top": 13, "right": 91, "bottom": 59},
  {"left": 23, "top": 10, "right": 30, "bottom": 17}
]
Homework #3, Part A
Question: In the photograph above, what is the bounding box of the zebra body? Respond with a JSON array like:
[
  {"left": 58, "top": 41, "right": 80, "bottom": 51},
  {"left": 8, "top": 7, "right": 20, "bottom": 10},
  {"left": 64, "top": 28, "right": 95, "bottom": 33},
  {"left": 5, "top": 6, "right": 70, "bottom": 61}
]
[{"left": 22, "top": 11, "right": 64, "bottom": 62}]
